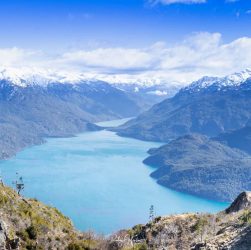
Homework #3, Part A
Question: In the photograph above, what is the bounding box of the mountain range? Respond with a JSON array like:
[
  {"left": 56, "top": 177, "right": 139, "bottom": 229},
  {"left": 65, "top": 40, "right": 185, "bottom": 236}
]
[
  {"left": 115, "top": 69, "right": 251, "bottom": 202},
  {"left": 116, "top": 69, "right": 251, "bottom": 141},
  {"left": 2, "top": 67, "right": 251, "bottom": 203},
  {"left": 0, "top": 68, "right": 178, "bottom": 159}
]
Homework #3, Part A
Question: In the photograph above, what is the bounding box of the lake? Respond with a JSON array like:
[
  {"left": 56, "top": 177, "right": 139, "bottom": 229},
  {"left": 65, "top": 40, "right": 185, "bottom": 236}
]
[{"left": 0, "top": 118, "right": 228, "bottom": 234}]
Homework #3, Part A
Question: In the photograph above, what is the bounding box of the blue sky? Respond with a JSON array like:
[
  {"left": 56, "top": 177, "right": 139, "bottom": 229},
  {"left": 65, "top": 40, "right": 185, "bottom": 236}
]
[
  {"left": 0, "top": 0, "right": 251, "bottom": 83},
  {"left": 0, "top": 0, "right": 250, "bottom": 50}
]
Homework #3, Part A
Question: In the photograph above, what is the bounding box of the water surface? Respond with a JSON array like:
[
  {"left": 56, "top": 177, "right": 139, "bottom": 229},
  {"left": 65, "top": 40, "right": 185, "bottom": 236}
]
[{"left": 0, "top": 118, "right": 228, "bottom": 234}]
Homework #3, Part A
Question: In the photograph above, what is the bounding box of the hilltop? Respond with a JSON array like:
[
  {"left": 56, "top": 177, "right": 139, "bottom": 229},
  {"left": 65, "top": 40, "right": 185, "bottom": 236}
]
[
  {"left": 109, "top": 192, "right": 251, "bottom": 250},
  {"left": 0, "top": 184, "right": 106, "bottom": 249},
  {"left": 143, "top": 134, "right": 251, "bottom": 202}
]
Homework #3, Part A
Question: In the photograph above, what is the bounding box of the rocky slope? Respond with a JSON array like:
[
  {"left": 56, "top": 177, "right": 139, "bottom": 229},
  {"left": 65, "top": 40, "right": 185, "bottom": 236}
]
[
  {"left": 1, "top": 183, "right": 251, "bottom": 249},
  {"left": 108, "top": 192, "right": 251, "bottom": 250},
  {"left": 0, "top": 184, "right": 107, "bottom": 249},
  {"left": 142, "top": 133, "right": 251, "bottom": 202},
  {"left": 116, "top": 70, "right": 251, "bottom": 142}
]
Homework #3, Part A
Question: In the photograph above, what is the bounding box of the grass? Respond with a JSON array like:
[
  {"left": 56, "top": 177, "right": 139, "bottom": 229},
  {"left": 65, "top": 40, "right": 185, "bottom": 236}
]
[{"left": 0, "top": 184, "right": 87, "bottom": 249}]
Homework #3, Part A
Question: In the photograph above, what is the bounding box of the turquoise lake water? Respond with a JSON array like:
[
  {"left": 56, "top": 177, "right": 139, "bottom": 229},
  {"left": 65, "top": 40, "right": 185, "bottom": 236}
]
[{"left": 0, "top": 118, "right": 228, "bottom": 234}]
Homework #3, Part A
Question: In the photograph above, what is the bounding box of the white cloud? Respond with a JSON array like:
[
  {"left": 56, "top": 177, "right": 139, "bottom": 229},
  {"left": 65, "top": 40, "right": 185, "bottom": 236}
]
[
  {"left": 148, "top": 0, "right": 206, "bottom": 5},
  {"left": 0, "top": 32, "right": 251, "bottom": 84},
  {"left": 60, "top": 48, "right": 156, "bottom": 71},
  {"left": 0, "top": 48, "right": 41, "bottom": 67}
]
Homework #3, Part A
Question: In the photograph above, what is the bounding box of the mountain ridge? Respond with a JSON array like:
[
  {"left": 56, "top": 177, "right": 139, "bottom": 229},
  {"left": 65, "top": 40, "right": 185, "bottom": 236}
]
[
  {"left": 143, "top": 133, "right": 251, "bottom": 202},
  {"left": 116, "top": 70, "right": 251, "bottom": 142},
  {"left": 0, "top": 77, "right": 159, "bottom": 160},
  {"left": 181, "top": 68, "right": 251, "bottom": 94}
]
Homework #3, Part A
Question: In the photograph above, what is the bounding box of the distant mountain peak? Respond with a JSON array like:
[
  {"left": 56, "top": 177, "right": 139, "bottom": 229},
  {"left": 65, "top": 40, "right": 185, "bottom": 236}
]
[
  {"left": 182, "top": 69, "right": 251, "bottom": 93},
  {"left": 0, "top": 67, "right": 181, "bottom": 99},
  {"left": 226, "top": 68, "right": 251, "bottom": 83},
  {"left": 0, "top": 67, "right": 59, "bottom": 87},
  {"left": 0, "top": 67, "right": 102, "bottom": 87}
]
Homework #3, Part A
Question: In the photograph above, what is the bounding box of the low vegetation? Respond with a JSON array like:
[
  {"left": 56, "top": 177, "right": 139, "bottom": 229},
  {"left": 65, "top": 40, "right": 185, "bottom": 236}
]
[
  {"left": 0, "top": 184, "right": 106, "bottom": 249},
  {"left": 1, "top": 184, "right": 251, "bottom": 249}
]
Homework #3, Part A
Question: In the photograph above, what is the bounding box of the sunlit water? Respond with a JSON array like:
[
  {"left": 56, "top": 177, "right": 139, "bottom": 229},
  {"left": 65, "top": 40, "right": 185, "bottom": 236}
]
[{"left": 0, "top": 118, "right": 228, "bottom": 234}]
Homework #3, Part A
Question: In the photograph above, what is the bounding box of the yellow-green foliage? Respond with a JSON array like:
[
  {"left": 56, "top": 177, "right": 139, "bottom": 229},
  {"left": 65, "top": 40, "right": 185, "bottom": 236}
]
[
  {"left": 194, "top": 216, "right": 208, "bottom": 232},
  {"left": 128, "top": 224, "right": 144, "bottom": 237},
  {"left": 66, "top": 239, "right": 98, "bottom": 250},
  {"left": 240, "top": 209, "right": 251, "bottom": 224},
  {"left": 0, "top": 185, "right": 79, "bottom": 248},
  {"left": 123, "top": 243, "right": 148, "bottom": 250}
]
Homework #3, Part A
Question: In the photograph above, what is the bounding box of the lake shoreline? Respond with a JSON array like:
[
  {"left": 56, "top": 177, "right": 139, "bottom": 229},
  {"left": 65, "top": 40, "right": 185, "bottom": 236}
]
[{"left": 0, "top": 118, "right": 228, "bottom": 234}]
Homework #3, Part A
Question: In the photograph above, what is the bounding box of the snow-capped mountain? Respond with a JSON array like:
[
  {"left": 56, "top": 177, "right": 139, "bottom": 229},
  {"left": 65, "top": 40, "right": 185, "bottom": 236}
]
[
  {"left": 0, "top": 67, "right": 181, "bottom": 100},
  {"left": 116, "top": 68, "right": 251, "bottom": 143},
  {"left": 183, "top": 69, "right": 251, "bottom": 93},
  {"left": 0, "top": 68, "right": 166, "bottom": 159},
  {"left": 111, "top": 82, "right": 180, "bottom": 100},
  {"left": 0, "top": 67, "right": 98, "bottom": 87},
  {"left": 0, "top": 67, "right": 167, "bottom": 87}
]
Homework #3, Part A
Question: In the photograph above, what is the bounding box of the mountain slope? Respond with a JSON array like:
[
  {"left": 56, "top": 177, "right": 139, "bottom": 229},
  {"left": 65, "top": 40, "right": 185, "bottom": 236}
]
[
  {"left": 1, "top": 183, "right": 251, "bottom": 250},
  {"left": 0, "top": 184, "right": 104, "bottom": 249},
  {"left": 117, "top": 192, "right": 251, "bottom": 250},
  {"left": 0, "top": 76, "right": 156, "bottom": 159},
  {"left": 214, "top": 126, "right": 251, "bottom": 155},
  {"left": 116, "top": 70, "right": 251, "bottom": 142},
  {"left": 143, "top": 134, "right": 251, "bottom": 202}
]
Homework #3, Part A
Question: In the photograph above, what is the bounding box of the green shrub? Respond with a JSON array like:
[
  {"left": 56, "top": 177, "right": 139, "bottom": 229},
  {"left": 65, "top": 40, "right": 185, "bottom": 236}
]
[
  {"left": 154, "top": 216, "right": 161, "bottom": 223},
  {"left": 26, "top": 244, "right": 36, "bottom": 250},
  {"left": 194, "top": 216, "right": 208, "bottom": 232},
  {"left": 66, "top": 243, "right": 84, "bottom": 250},
  {"left": 134, "top": 243, "right": 148, "bottom": 250},
  {"left": 17, "top": 229, "right": 29, "bottom": 241},
  {"left": 241, "top": 210, "right": 251, "bottom": 224},
  {"left": 0, "top": 195, "right": 8, "bottom": 205},
  {"left": 26, "top": 225, "right": 38, "bottom": 240},
  {"left": 131, "top": 224, "right": 144, "bottom": 236}
]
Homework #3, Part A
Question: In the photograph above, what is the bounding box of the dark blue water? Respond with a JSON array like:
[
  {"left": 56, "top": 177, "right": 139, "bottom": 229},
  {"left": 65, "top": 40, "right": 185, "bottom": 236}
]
[{"left": 0, "top": 118, "right": 228, "bottom": 234}]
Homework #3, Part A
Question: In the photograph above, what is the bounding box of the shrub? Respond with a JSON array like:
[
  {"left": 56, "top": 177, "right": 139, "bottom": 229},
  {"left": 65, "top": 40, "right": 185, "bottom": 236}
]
[
  {"left": 131, "top": 224, "right": 144, "bottom": 237},
  {"left": 134, "top": 243, "right": 148, "bottom": 250},
  {"left": 17, "top": 229, "right": 29, "bottom": 241},
  {"left": 66, "top": 243, "right": 84, "bottom": 250},
  {"left": 26, "top": 225, "right": 38, "bottom": 240},
  {"left": 241, "top": 210, "right": 251, "bottom": 224},
  {"left": 154, "top": 216, "right": 161, "bottom": 223},
  {"left": 193, "top": 216, "right": 209, "bottom": 241}
]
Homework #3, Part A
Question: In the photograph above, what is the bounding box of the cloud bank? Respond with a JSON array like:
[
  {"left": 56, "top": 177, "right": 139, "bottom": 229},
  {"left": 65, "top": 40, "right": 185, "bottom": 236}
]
[{"left": 1, "top": 32, "right": 251, "bottom": 84}]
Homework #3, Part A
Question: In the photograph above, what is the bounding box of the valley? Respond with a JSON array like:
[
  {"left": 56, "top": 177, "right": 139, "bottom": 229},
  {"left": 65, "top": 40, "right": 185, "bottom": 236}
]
[
  {"left": 1, "top": 0, "right": 251, "bottom": 248},
  {"left": 114, "top": 69, "right": 251, "bottom": 203},
  {"left": 0, "top": 119, "right": 227, "bottom": 234},
  {"left": 116, "top": 69, "right": 251, "bottom": 141},
  {"left": 0, "top": 69, "right": 177, "bottom": 160},
  {"left": 0, "top": 68, "right": 251, "bottom": 246}
]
